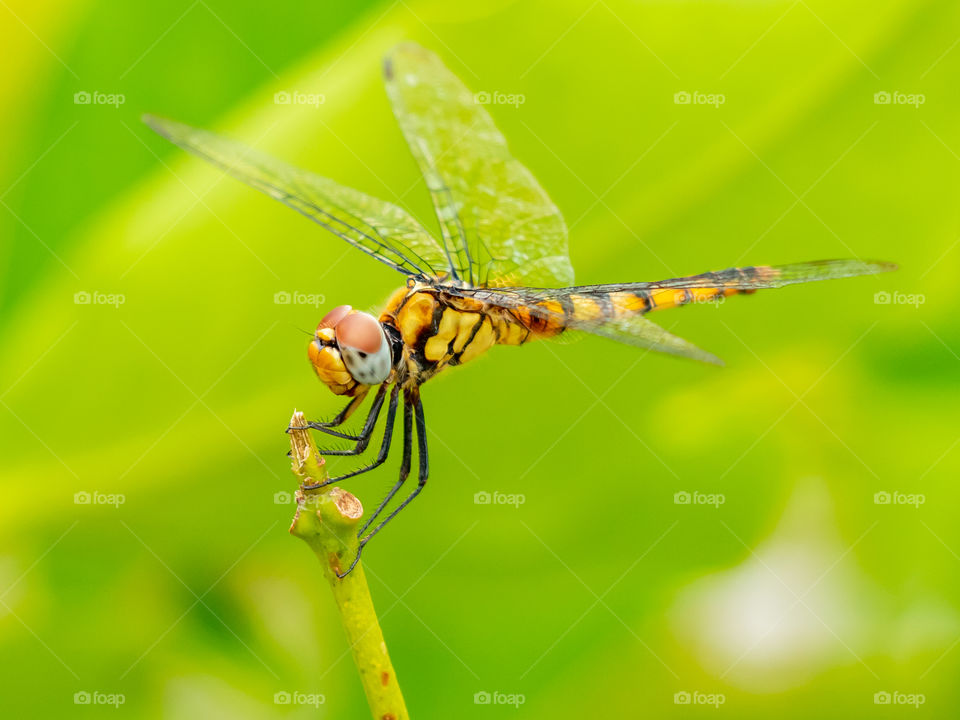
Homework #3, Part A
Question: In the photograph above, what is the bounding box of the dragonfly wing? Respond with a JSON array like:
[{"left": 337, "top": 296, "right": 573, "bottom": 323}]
[
  {"left": 574, "top": 259, "right": 898, "bottom": 293},
  {"left": 578, "top": 313, "right": 724, "bottom": 365},
  {"left": 143, "top": 115, "right": 449, "bottom": 278},
  {"left": 383, "top": 43, "right": 575, "bottom": 288}
]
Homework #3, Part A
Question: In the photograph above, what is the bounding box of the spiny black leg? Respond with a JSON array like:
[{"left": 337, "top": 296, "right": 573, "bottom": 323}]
[
  {"left": 356, "top": 391, "right": 413, "bottom": 538},
  {"left": 339, "top": 388, "right": 427, "bottom": 578},
  {"left": 364, "top": 389, "right": 428, "bottom": 541},
  {"left": 337, "top": 390, "right": 413, "bottom": 577},
  {"left": 305, "top": 389, "right": 378, "bottom": 441},
  {"left": 314, "top": 383, "right": 390, "bottom": 455},
  {"left": 314, "top": 392, "right": 365, "bottom": 427},
  {"left": 302, "top": 384, "right": 387, "bottom": 442},
  {"left": 286, "top": 390, "right": 369, "bottom": 437},
  {"left": 302, "top": 384, "right": 400, "bottom": 490}
]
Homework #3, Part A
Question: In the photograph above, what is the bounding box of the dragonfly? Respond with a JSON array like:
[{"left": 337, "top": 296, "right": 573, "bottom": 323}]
[{"left": 145, "top": 43, "right": 895, "bottom": 575}]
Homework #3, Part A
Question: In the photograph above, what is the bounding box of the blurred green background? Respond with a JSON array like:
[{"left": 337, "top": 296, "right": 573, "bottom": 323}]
[{"left": 1, "top": 0, "right": 958, "bottom": 717}]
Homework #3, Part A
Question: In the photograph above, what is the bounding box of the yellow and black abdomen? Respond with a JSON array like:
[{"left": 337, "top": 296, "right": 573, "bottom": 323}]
[{"left": 495, "top": 284, "right": 753, "bottom": 343}]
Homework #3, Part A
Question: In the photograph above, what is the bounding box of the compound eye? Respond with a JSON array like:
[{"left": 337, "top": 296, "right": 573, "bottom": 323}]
[
  {"left": 336, "top": 312, "right": 392, "bottom": 385},
  {"left": 318, "top": 304, "right": 352, "bottom": 330},
  {"left": 335, "top": 312, "right": 383, "bottom": 354}
]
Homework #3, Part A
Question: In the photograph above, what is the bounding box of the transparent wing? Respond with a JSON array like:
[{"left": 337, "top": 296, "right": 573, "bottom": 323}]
[
  {"left": 383, "top": 43, "right": 575, "bottom": 288},
  {"left": 143, "top": 115, "right": 449, "bottom": 278},
  {"left": 543, "top": 259, "right": 898, "bottom": 295},
  {"left": 443, "top": 285, "right": 724, "bottom": 366},
  {"left": 483, "top": 259, "right": 899, "bottom": 297},
  {"left": 579, "top": 314, "right": 724, "bottom": 365}
]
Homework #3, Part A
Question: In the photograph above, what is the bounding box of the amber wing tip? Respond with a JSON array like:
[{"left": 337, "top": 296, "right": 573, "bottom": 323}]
[
  {"left": 703, "top": 353, "right": 725, "bottom": 368},
  {"left": 858, "top": 259, "right": 898, "bottom": 275}
]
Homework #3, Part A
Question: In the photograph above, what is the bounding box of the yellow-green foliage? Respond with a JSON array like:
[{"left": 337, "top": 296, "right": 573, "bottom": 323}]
[{"left": 1, "top": 1, "right": 958, "bottom": 717}]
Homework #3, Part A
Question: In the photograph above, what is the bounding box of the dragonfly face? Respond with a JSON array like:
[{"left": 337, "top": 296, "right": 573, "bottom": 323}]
[
  {"left": 309, "top": 305, "right": 394, "bottom": 396},
  {"left": 144, "top": 42, "right": 895, "bottom": 577}
]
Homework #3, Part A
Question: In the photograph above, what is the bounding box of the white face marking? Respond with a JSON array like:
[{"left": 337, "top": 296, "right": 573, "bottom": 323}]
[{"left": 339, "top": 324, "right": 392, "bottom": 385}]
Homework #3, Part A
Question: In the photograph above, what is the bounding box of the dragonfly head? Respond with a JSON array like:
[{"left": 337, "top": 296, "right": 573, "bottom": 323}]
[{"left": 309, "top": 305, "right": 393, "bottom": 395}]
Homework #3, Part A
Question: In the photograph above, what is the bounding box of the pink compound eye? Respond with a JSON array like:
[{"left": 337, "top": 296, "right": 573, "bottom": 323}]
[
  {"left": 335, "top": 311, "right": 383, "bottom": 353},
  {"left": 318, "top": 304, "right": 352, "bottom": 330}
]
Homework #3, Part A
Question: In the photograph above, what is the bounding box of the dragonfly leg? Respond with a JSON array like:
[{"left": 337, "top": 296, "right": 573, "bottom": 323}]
[
  {"left": 339, "top": 388, "right": 428, "bottom": 578},
  {"left": 302, "top": 384, "right": 400, "bottom": 490},
  {"left": 310, "top": 383, "right": 389, "bottom": 455},
  {"left": 356, "top": 391, "right": 414, "bottom": 538},
  {"left": 287, "top": 385, "right": 377, "bottom": 441}
]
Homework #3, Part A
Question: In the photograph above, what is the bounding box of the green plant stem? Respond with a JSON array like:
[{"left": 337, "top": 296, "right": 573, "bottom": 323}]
[{"left": 287, "top": 410, "right": 409, "bottom": 720}]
